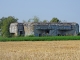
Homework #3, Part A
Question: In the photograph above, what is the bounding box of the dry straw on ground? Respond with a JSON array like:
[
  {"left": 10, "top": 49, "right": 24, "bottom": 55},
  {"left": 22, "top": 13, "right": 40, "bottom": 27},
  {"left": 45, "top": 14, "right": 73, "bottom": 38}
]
[{"left": 0, "top": 41, "right": 80, "bottom": 60}]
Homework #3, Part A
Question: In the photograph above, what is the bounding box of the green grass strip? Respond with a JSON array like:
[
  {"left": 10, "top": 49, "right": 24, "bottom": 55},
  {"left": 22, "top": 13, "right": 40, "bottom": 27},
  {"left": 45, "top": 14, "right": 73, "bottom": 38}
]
[{"left": 0, "top": 36, "right": 80, "bottom": 42}]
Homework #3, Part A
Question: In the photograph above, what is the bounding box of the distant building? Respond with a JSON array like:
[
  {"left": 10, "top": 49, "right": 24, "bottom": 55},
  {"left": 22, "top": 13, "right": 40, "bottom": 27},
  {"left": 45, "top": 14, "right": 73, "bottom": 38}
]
[{"left": 9, "top": 22, "right": 79, "bottom": 36}]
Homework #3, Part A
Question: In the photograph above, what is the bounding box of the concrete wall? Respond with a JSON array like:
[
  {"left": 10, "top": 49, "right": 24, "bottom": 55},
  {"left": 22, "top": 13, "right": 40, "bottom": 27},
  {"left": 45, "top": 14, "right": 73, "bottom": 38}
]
[
  {"left": 10, "top": 23, "right": 24, "bottom": 36},
  {"left": 34, "top": 23, "right": 79, "bottom": 36},
  {"left": 9, "top": 23, "right": 18, "bottom": 36},
  {"left": 24, "top": 23, "right": 34, "bottom": 36}
]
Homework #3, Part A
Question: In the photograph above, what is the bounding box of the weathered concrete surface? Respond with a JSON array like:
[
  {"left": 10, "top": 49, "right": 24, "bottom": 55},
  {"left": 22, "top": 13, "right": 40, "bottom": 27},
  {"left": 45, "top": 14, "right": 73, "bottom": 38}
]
[{"left": 10, "top": 22, "right": 79, "bottom": 36}]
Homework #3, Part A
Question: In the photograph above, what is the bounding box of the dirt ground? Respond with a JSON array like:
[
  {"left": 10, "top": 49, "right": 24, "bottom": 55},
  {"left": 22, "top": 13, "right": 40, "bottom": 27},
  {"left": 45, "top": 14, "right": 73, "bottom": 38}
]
[{"left": 0, "top": 41, "right": 80, "bottom": 60}]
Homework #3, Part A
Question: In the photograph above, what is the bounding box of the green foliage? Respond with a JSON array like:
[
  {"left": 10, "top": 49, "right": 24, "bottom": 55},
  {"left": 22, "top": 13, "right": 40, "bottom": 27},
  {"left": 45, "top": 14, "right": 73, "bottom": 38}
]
[
  {"left": 50, "top": 17, "right": 60, "bottom": 23},
  {"left": 0, "top": 17, "right": 6, "bottom": 29},
  {"left": 28, "top": 16, "right": 40, "bottom": 23},
  {"left": 26, "top": 35, "right": 35, "bottom": 37},
  {"left": 0, "top": 36, "right": 80, "bottom": 42},
  {"left": 1, "top": 16, "right": 18, "bottom": 37},
  {"left": 33, "top": 16, "right": 40, "bottom": 23},
  {"left": 78, "top": 32, "right": 80, "bottom": 36},
  {"left": 43, "top": 20, "right": 48, "bottom": 23}
]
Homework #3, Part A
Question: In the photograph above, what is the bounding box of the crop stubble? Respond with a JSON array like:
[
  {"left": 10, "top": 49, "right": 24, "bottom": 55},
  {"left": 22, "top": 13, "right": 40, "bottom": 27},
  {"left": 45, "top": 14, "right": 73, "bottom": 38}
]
[{"left": 0, "top": 41, "right": 80, "bottom": 60}]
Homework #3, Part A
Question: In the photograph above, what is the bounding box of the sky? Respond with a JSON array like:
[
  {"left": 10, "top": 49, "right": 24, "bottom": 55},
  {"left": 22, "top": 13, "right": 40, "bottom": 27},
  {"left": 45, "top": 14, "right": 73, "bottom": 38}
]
[{"left": 0, "top": 0, "right": 80, "bottom": 24}]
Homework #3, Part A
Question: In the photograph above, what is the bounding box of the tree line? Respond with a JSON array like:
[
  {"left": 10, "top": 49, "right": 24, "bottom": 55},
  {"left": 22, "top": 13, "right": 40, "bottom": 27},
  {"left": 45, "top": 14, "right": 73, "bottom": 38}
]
[
  {"left": 0, "top": 16, "right": 60, "bottom": 37},
  {"left": 27, "top": 16, "right": 60, "bottom": 23}
]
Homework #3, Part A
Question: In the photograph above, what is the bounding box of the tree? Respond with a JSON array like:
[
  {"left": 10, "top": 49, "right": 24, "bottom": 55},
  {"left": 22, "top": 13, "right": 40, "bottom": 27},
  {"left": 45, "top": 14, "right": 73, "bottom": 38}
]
[
  {"left": 28, "top": 16, "right": 40, "bottom": 23},
  {"left": 33, "top": 16, "right": 40, "bottom": 23},
  {"left": 1, "top": 16, "right": 18, "bottom": 37},
  {"left": 0, "top": 17, "right": 6, "bottom": 29},
  {"left": 43, "top": 20, "right": 48, "bottom": 23},
  {"left": 50, "top": 17, "right": 60, "bottom": 23}
]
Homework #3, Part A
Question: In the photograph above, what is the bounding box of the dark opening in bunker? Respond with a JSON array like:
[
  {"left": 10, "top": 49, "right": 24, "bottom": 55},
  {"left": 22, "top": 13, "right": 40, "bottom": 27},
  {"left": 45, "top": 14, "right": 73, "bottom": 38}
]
[
  {"left": 45, "top": 30, "right": 49, "bottom": 34},
  {"left": 19, "top": 31, "right": 23, "bottom": 36},
  {"left": 39, "top": 34, "right": 42, "bottom": 36},
  {"left": 38, "top": 29, "right": 50, "bottom": 36}
]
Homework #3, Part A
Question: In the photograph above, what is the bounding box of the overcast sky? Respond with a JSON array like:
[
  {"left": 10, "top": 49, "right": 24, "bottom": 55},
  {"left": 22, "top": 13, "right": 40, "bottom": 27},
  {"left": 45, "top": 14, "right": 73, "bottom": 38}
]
[{"left": 0, "top": 0, "right": 80, "bottom": 25}]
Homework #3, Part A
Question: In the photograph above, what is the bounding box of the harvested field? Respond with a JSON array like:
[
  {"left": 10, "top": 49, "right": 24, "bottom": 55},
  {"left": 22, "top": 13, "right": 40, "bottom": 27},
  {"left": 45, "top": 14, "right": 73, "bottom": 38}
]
[{"left": 0, "top": 41, "right": 80, "bottom": 60}]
